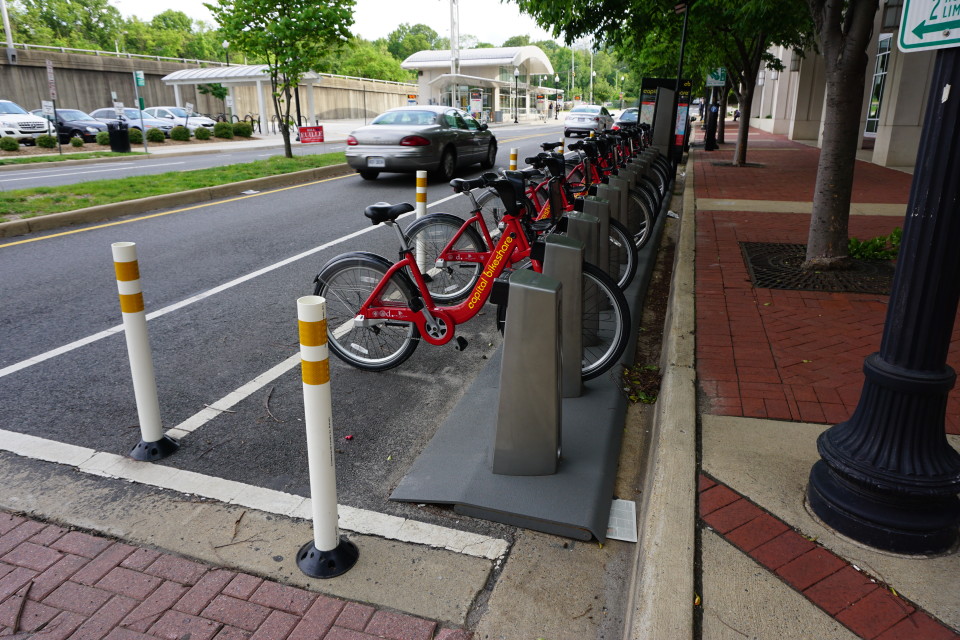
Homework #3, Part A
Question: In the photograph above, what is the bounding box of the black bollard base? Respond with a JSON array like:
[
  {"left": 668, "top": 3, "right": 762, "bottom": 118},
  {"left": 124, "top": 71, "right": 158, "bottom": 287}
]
[
  {"left": 808, "top": 460, "right": 960, "bottom": 555},
  {"left": 129, "top": 435, "right": 179, "bottom": 462},
  {"left": 297, "top": 537, "right": 359, "bottom": 579}
]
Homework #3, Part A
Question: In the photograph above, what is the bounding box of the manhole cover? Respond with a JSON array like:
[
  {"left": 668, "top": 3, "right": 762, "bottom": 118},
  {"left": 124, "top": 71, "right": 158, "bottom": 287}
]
[{"left": 740, "top": 242, "right": 894, "bottom": 294}]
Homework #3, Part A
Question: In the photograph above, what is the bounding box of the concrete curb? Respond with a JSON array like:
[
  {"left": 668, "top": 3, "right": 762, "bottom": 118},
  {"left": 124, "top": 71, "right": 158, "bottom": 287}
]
[
  {"left": 625, "top": 152, "right": 698, "bottom": 639},
  {"left": 0, "top": 162, "right": 354, "bottom": 238}
]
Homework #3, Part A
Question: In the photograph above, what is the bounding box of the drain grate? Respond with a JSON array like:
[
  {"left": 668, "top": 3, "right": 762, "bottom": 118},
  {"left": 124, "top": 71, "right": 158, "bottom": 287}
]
[{"left": 740, "top": 242, "right": 894, "bottom": 294}]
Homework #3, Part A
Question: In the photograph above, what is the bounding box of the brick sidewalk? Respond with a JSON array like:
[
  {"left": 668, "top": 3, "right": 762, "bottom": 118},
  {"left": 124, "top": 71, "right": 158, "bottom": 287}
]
[
  {"left": 0, "top": 512, "right": 470, "bottom": 640},
  {"left": 694, "top": 125, "right": 960, "bottom": 434}
]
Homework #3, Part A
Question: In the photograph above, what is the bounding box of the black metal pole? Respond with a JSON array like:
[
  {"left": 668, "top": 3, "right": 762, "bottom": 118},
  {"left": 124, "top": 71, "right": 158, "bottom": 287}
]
[
  {"left": 514, "top": 75, "right": 519, "bottom": 124},
  {"left": 669, "top": 3, "right": 690, "bottom": 166},
  {"left": 807, "top": 46, "right": 960, "bottom": 555}
]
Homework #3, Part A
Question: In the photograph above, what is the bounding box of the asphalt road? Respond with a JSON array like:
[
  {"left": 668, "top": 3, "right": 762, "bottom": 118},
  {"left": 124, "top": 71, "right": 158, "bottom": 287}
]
[
  {"left": 0, "top": 123, "right": 565, "bottom": 541},
  {"left": 0, "top": 142, "right": 347, "bottom": 190}
]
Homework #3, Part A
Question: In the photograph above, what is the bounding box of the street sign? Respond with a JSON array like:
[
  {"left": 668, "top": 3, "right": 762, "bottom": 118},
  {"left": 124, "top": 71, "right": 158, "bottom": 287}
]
[
  {"left": 899, "top": 0, "right": 960, "bottom": 52},
  {"left": 41, "top": 100, "right": 54, "bottom": 116},
  {"left": 46, "top": 60, "right": 57, "bottom": 100},
  {"left": 134, "top": 70, "right": 145, "bottom": 87},
  {"left": 706, "top": 68, "right": 727, "bottom": 87},
  {"left": 113, "top": 101, "right": 124, "bottom": 118},
  {"left": 184, "top": 102, "right": 194, "bottom": 113}
]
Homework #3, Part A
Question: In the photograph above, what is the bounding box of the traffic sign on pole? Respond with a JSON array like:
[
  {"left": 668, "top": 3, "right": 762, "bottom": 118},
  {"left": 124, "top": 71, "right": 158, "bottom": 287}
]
[
  {"left": 46, "top": 60, "right": 57, "bottom": 100},
  {"left": 134, "top": 70, "right": 145, "bottom": 87},
  {"left": 706, "top": 68, "right": 727, "bottom": 87},
  {"left": 899, "top": 0, "right": 960, "bottom": 53}
]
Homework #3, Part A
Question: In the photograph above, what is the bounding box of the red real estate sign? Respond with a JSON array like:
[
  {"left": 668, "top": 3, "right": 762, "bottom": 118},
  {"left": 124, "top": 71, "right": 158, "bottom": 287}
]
[{"left": 298, "top": 126, "right": 325, "bottom": 144}]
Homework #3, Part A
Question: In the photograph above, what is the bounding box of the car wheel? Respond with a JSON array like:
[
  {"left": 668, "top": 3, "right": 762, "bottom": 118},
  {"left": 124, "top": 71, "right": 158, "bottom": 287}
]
[
  {"left": 564, "top": 130, "right": 571, "bottom": 137},
  {"left": 435, "top": 148, "right": 456, "bottom": 181},
  {"left": 358, "top": 170, "right": 380, "bottom": 180},
  {"left": 480, "top": 141, "right": 497, "bottom": 169},
  {"left": 70, "top": 130, "right": 83, "bottom": 140}
]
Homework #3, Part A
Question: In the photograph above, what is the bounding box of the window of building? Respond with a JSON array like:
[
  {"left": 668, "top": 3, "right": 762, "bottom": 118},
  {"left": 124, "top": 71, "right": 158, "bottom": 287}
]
[{"left": 865, "top": 33, "right": 892, "bottom": 135}]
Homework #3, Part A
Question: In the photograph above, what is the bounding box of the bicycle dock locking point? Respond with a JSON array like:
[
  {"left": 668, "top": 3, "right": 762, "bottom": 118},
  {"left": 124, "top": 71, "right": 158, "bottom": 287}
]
[
  {"left": 580, "top": 196, "right": 612, "bottom": 280},
  {"left": 112, "top": 242, "right": 179, "bottom": 462},
  {"left": 492, "top": 269, "right": 562, "bottom": 476},
  {"left": 542, "top": 235, "right": 585, "bottom": 399}
]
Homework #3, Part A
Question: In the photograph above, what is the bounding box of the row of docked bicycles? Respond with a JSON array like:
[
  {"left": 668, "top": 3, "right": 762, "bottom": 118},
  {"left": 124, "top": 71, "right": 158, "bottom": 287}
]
[{"left": 312, "top": 124, "right": 674, "bottom": 381}]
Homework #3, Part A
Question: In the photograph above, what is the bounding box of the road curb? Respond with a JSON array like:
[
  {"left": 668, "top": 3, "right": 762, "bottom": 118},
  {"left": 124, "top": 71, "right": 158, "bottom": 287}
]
[
  {"left": 625, "top": 152, "right": 698, "bottom": 639},
  {"left": 0, "top": 162, "right": 354, "bottom": 239}
]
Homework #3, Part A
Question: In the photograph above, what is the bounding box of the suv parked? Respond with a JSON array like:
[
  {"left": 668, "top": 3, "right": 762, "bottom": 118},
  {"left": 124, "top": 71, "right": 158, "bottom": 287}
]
[
  {"left": 0, "top": 100, "right": 56, "bottom": 144},
  {"left": 144, "top": 106, "right": 216, "bottom": 133}
]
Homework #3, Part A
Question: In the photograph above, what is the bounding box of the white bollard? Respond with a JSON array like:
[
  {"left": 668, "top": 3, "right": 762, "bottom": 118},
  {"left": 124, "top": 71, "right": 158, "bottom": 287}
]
[
  {"left": 112, "top": 242, "right": 179, "bottom": 462},
  {"left": 415, "top": 170, "right": 428, "bottom": 271},
  {"left": 509, "top": 147, "right": 518, "bottom": 171},
  {"left": 295, "top": 295, "right": 358, "bottom": 579}
]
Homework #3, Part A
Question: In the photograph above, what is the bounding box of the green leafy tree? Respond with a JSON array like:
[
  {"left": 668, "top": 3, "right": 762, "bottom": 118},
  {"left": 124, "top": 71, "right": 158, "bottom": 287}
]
[
  {"left": 385, "top": 23, "right": 444, "bottom": 61},
  {"left": 10, "top": 0, "right": 124, "bottom": 50},
  {"left": 502, "top": 35, "right": 532, "bottom": 47},
  {"left": 330, "top": 39, "right": 415, "bottom": 83},
  {"left": 205, "top": 0, "right": 355, "bottom": 157}
]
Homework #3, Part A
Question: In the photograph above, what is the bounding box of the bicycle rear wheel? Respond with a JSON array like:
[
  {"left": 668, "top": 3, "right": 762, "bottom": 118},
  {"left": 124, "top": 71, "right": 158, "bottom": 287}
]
[
  {"left": 607, "top": 218, "right": 638, "bottom": 290},
  {"left": 581, "top": 262, "right": 630, "bottom": 380},
  {"left": 314, "top": 257, "right": 419, "bottom": 371},
  {"left": 405, "top": 213, "right": 485, "bottom": 303}
]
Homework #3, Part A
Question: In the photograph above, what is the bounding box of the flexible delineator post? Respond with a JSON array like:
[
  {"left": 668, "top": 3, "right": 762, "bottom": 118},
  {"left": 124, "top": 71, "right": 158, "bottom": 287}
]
[
  {"left": 295, "top": 295, "right": 358, "bottom": 579},
  {"left": 112, "top": 242, "right": 179, "bottom": 461},
  {"left": 415, "top": 170, "right": 428, "bottom": 271},
  {"left": 509, "top": 147, "right": 518, "bottom": 171}
]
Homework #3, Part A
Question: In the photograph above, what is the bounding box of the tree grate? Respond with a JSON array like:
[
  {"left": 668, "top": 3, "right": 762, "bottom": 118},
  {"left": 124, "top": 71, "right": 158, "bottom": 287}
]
[{"left": 740, "top": 242, "right": 894, "bottom": 294}]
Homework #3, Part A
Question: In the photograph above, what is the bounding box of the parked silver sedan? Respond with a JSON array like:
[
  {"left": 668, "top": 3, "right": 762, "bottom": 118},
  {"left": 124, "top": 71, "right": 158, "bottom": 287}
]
[{"left": 346, "top": 106, "right": 497, "bottom": 181}]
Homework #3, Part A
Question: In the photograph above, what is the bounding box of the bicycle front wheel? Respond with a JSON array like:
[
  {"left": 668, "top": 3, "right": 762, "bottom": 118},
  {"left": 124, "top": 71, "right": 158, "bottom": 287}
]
[
  {"left": 581, "top": 262, "right": 631, "bottom": 381},
  {"left": 314, "top": 257, "right": 419, "bottom": 371},
  {"left": 607, "top": 218, "right": 638, "bottom": 290},
  {"left": 405, "top": 213, "right": 485, "bottom": 303}
]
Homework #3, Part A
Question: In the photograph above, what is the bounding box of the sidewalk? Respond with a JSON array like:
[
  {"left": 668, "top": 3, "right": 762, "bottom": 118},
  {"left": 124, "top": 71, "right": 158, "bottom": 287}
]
[{"left": 687, "top": 122, "right": 960, "bottom": 639}]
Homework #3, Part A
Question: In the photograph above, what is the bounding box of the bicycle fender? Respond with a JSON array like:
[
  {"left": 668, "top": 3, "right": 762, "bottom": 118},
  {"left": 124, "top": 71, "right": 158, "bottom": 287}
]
[
  {"left": 404, "top": 212, "right": 467, "bottom": 233},
  {"left": 313, "top": 251, "right": 419, "bottom": 302}
]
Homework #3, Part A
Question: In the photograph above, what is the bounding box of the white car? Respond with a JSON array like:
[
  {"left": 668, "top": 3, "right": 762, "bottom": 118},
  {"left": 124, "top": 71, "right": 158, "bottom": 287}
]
[
  {"left": 144, "top": 106, "right": 217, "bottom": 132},
  {"left": 564, "top": 104, "right": 614, "bottom": 138},
  {"left": 0, "top": 100, "right": 56, "bottom": 144}
]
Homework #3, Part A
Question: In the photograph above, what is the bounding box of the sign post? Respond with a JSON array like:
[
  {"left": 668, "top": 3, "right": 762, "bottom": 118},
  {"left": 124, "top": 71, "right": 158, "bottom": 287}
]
[
  {"left": 45, "top": 60, "right": 62, "bottom": 154},
  {"left": 132, "top": 71, "right": 148, "bottom": 153}
]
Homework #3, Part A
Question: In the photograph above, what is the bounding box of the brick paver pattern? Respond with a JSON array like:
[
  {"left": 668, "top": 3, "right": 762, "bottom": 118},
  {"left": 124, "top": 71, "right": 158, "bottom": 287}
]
[
  {"left": 694, "top": 127, "right": 960, "bottom": 434},
  {"left": 699, "top": 474, "right": 960, "bottom": 640},
  {"left": 0, "top": 512, "right": 472, "bottom": 639}
]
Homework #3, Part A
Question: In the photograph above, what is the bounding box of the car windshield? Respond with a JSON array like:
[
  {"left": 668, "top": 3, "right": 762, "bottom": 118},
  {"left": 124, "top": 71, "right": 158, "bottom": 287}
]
[
  {"left": 0, "top": 102, "right": 28, "bottom": 115},
  {"left": 59, "top": 110, "right": 98, "bottom": 121},
  {"left": 570, "top": 106, "right": 599, "bottom": 114},
  {"left": 618, "top": 110, "right": 638, "bottom": 122},
  {"left": 123, "top": 109, "right": 149, "bottom": 119},
  {"left": 371, "top": 110, "right": 437, "bottom": 126},
  {"left": 164, "top": 108, "right": 193, "bottom": 118}
]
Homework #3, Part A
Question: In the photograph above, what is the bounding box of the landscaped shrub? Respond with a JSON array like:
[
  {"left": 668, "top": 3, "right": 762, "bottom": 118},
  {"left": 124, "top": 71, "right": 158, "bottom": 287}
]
[
  {"left": 129, "top": 128, "right": 143, "bottom": 144},
  {"left": 0, "top": 136, "right": 19, "bottom": 152},
  {"left": 146, "top": 128, "right": 166, "bottom": 143},
  {"left": 194, "top": 126, "right": 211, "bottom": 140},
  {"left": 70, "top": 137, "right": 85, "bottom": 147},
  {"left": 232, "top": 122, "right": 253, "bottom": 138},
  {"left": 213, "top": 121, "right": 234, "bottom": 139},
  {"left": 37, "top": 134, "right": 58, "bottom": 148},
  {"left": 96, "top": 131, "right": 110, "bottom": 146},
  {"left": 170, "top": 126, "right": 191, "bottom": 141}
]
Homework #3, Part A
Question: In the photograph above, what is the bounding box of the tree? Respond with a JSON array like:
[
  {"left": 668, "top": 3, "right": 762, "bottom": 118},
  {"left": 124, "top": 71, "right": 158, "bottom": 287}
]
[
  {"left": 502, "top": 34, "right": 532, "bottom": 47},
  {"left": 802, "top": 0, "right": 879, "bottom": 269},
  {"left": 327, "top": 39, "right": 414, "bottom": 83},
  {"left": 10, "top": 0, "right": 124, "bottom": 50},
  {"left": 385, "top": 23, "right": 443, "bottom": 61},
  {"left": 205, "top": 0, "right": 354, "bottom": 158}
]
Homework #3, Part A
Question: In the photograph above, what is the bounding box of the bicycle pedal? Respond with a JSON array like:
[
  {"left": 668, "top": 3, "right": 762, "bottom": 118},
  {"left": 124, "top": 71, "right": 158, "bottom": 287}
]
[{"left": 454, "top": 336, "right": 468, "bottom": 351}]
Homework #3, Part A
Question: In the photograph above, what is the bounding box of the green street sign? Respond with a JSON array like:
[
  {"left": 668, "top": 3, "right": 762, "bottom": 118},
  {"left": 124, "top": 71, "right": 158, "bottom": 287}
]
[
  {"left": 706, "top": 68, "right": 726, "bottom": 87},
  {"left": 134, "top": 70, "right": 145, "bottom": 87},
  {"left": 899, "top": 0, "right": 960, "bottom": 52}
]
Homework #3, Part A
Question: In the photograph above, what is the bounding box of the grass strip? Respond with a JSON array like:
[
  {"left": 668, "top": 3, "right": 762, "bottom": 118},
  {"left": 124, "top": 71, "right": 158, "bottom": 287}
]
[
  {"left": 0, "top": 151, "right": 146, "bottom": 166},
  {"left": 0, "top": 152, "right": 346, "bottom": 221}
]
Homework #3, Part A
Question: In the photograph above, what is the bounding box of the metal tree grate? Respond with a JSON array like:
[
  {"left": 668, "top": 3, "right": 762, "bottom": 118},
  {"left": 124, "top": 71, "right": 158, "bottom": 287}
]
[{"left": 740, "top": 242, "right": 894, "bottom": 294}]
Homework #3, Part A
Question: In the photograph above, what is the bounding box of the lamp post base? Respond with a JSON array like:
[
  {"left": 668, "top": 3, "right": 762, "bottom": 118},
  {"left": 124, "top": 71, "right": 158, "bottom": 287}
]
[
  {"left": 129, "top": 435, "right": 179, "bottom": 462},
  {"left": 296, "top": 537, "right": 359, "bottom": 579}
]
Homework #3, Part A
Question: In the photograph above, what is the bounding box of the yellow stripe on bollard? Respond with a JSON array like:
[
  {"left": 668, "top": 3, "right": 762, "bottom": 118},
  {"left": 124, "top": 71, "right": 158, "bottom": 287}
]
[
  {"left": 113, "top": 261, "right": 140, "bottom": 282},
  {"left": 301, "top": 358, "right": 330, "bottom": 386},
  {"left": 416, "top": 191, "right": 427, "bottom": 203},
  {"left": 118, "top": 292, "right": 144, "bottom": 313},
  {"left": 298, "top": 319, "right": 328, "bottom": 347}
]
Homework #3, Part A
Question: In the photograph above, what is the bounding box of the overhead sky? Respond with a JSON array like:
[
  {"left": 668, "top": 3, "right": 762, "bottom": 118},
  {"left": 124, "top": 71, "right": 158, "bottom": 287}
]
[{"left": 109, "top": 0, "right": 567, "bottom": 48}]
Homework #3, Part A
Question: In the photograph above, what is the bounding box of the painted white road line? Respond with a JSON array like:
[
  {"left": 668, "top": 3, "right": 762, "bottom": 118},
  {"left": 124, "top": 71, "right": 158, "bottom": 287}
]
[
  {"left": 0, "top": 192, "right": 460, "bottom": 381},
  {"left": 0, "top": 427, "right": 508, "bottom": 560},
  {"left": 0, "top": 162, "right": 185, "bottom": 183}
]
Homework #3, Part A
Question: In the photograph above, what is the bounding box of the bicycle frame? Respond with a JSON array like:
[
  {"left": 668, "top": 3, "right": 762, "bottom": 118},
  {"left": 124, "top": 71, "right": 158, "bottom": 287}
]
[{"left": 354, "top": 212, "right": 535, "bottom": 347}]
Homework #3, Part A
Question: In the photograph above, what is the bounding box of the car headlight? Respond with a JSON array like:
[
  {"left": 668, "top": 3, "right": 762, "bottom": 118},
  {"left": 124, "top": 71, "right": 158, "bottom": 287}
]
[{"left": 85, "top": 126, "right": 99, "bottom": 133}]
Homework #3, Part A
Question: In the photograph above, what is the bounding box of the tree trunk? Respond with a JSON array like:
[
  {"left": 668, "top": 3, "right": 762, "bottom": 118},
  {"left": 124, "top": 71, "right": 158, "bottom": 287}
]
[
  {"left": 732, "top": 81, "right": 755, "bottom": 166},
  {"left": 718, "top": 85, "right": 729, "bottom": 144}
]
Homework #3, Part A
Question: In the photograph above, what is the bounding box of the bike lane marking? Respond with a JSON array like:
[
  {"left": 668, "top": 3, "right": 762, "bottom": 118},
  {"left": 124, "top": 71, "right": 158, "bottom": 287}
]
[
  {"left": 0, "top": 426, "right": 509, "bottom": 560},
  {"left": 0, "top": 188, "right": 461, "bottom": 380}
]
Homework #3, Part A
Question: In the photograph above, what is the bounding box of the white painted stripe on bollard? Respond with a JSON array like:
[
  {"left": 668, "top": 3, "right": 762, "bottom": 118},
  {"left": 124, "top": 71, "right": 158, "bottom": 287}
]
[
  {"left": 509, "top": 148, "right": 518, "bottom": 171},
  {"left": 297, "top": 295, "right": 358, "bottom": 577},
  {"left": 112, "top": 242, "right": 177, "bottom": 461}
]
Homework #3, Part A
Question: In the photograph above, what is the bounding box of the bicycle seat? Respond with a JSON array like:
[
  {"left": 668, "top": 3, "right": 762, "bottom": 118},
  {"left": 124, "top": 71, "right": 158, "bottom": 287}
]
[
  {"left": 364, "top": 202, "right": 415, "bottom": 225},
  {"left": 540, "top": 141, "right": 563, "bottom": 151},
  {"left": 543, "top": 156, "right": 565, "bottom": 178},
  {"left": 491, "top": 174, "right": 526, "bottom": 217},
  {"left": 449, "top": 176, "right": 488, "bottom": 193}
]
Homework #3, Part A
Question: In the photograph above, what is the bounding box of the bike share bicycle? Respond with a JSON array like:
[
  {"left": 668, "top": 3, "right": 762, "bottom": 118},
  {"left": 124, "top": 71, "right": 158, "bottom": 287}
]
[{"left": 313, "top": 174, "right": 630, "bottom": 381}]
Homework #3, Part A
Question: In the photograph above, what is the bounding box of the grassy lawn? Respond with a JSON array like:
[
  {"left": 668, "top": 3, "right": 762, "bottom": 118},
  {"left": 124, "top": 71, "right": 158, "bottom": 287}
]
[
  {"left": 0, "top": 151, "right": 147, "bottom": 166},
  {"left": 0, "top": 152, "right": 346, "bottom": 222}
]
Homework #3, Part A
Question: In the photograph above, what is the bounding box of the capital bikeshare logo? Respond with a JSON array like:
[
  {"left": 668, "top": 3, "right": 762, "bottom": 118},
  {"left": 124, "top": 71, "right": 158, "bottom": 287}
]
[{"left": 467, "top": 235, "right": 514, "bottom": 310}]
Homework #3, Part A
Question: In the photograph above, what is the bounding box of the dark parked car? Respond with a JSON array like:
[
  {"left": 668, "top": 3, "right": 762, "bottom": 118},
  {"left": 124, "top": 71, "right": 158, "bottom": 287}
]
[
  {"left": 346, "top": 106, "right": 497, "bottom": 181},
  {"left": 89, "top": 108, "right": 174, "bottom": 136},
  {"left": 612, "top": 107, "right": 639, "bottom": 130},
  {"left": 30, "top": 108, "right": 108, "bottom": 143}
]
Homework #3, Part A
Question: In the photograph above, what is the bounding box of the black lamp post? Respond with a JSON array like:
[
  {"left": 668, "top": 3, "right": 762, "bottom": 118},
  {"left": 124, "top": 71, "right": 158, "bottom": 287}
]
[
  {"left": 513, "top": 67, "right": 519, "bottom": 124},
  {"left": 807, "top": 47, "right": 960, "bottom": 555},
  {"left": 554, "top": 74, "right": 560, "bottom": 119}
]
